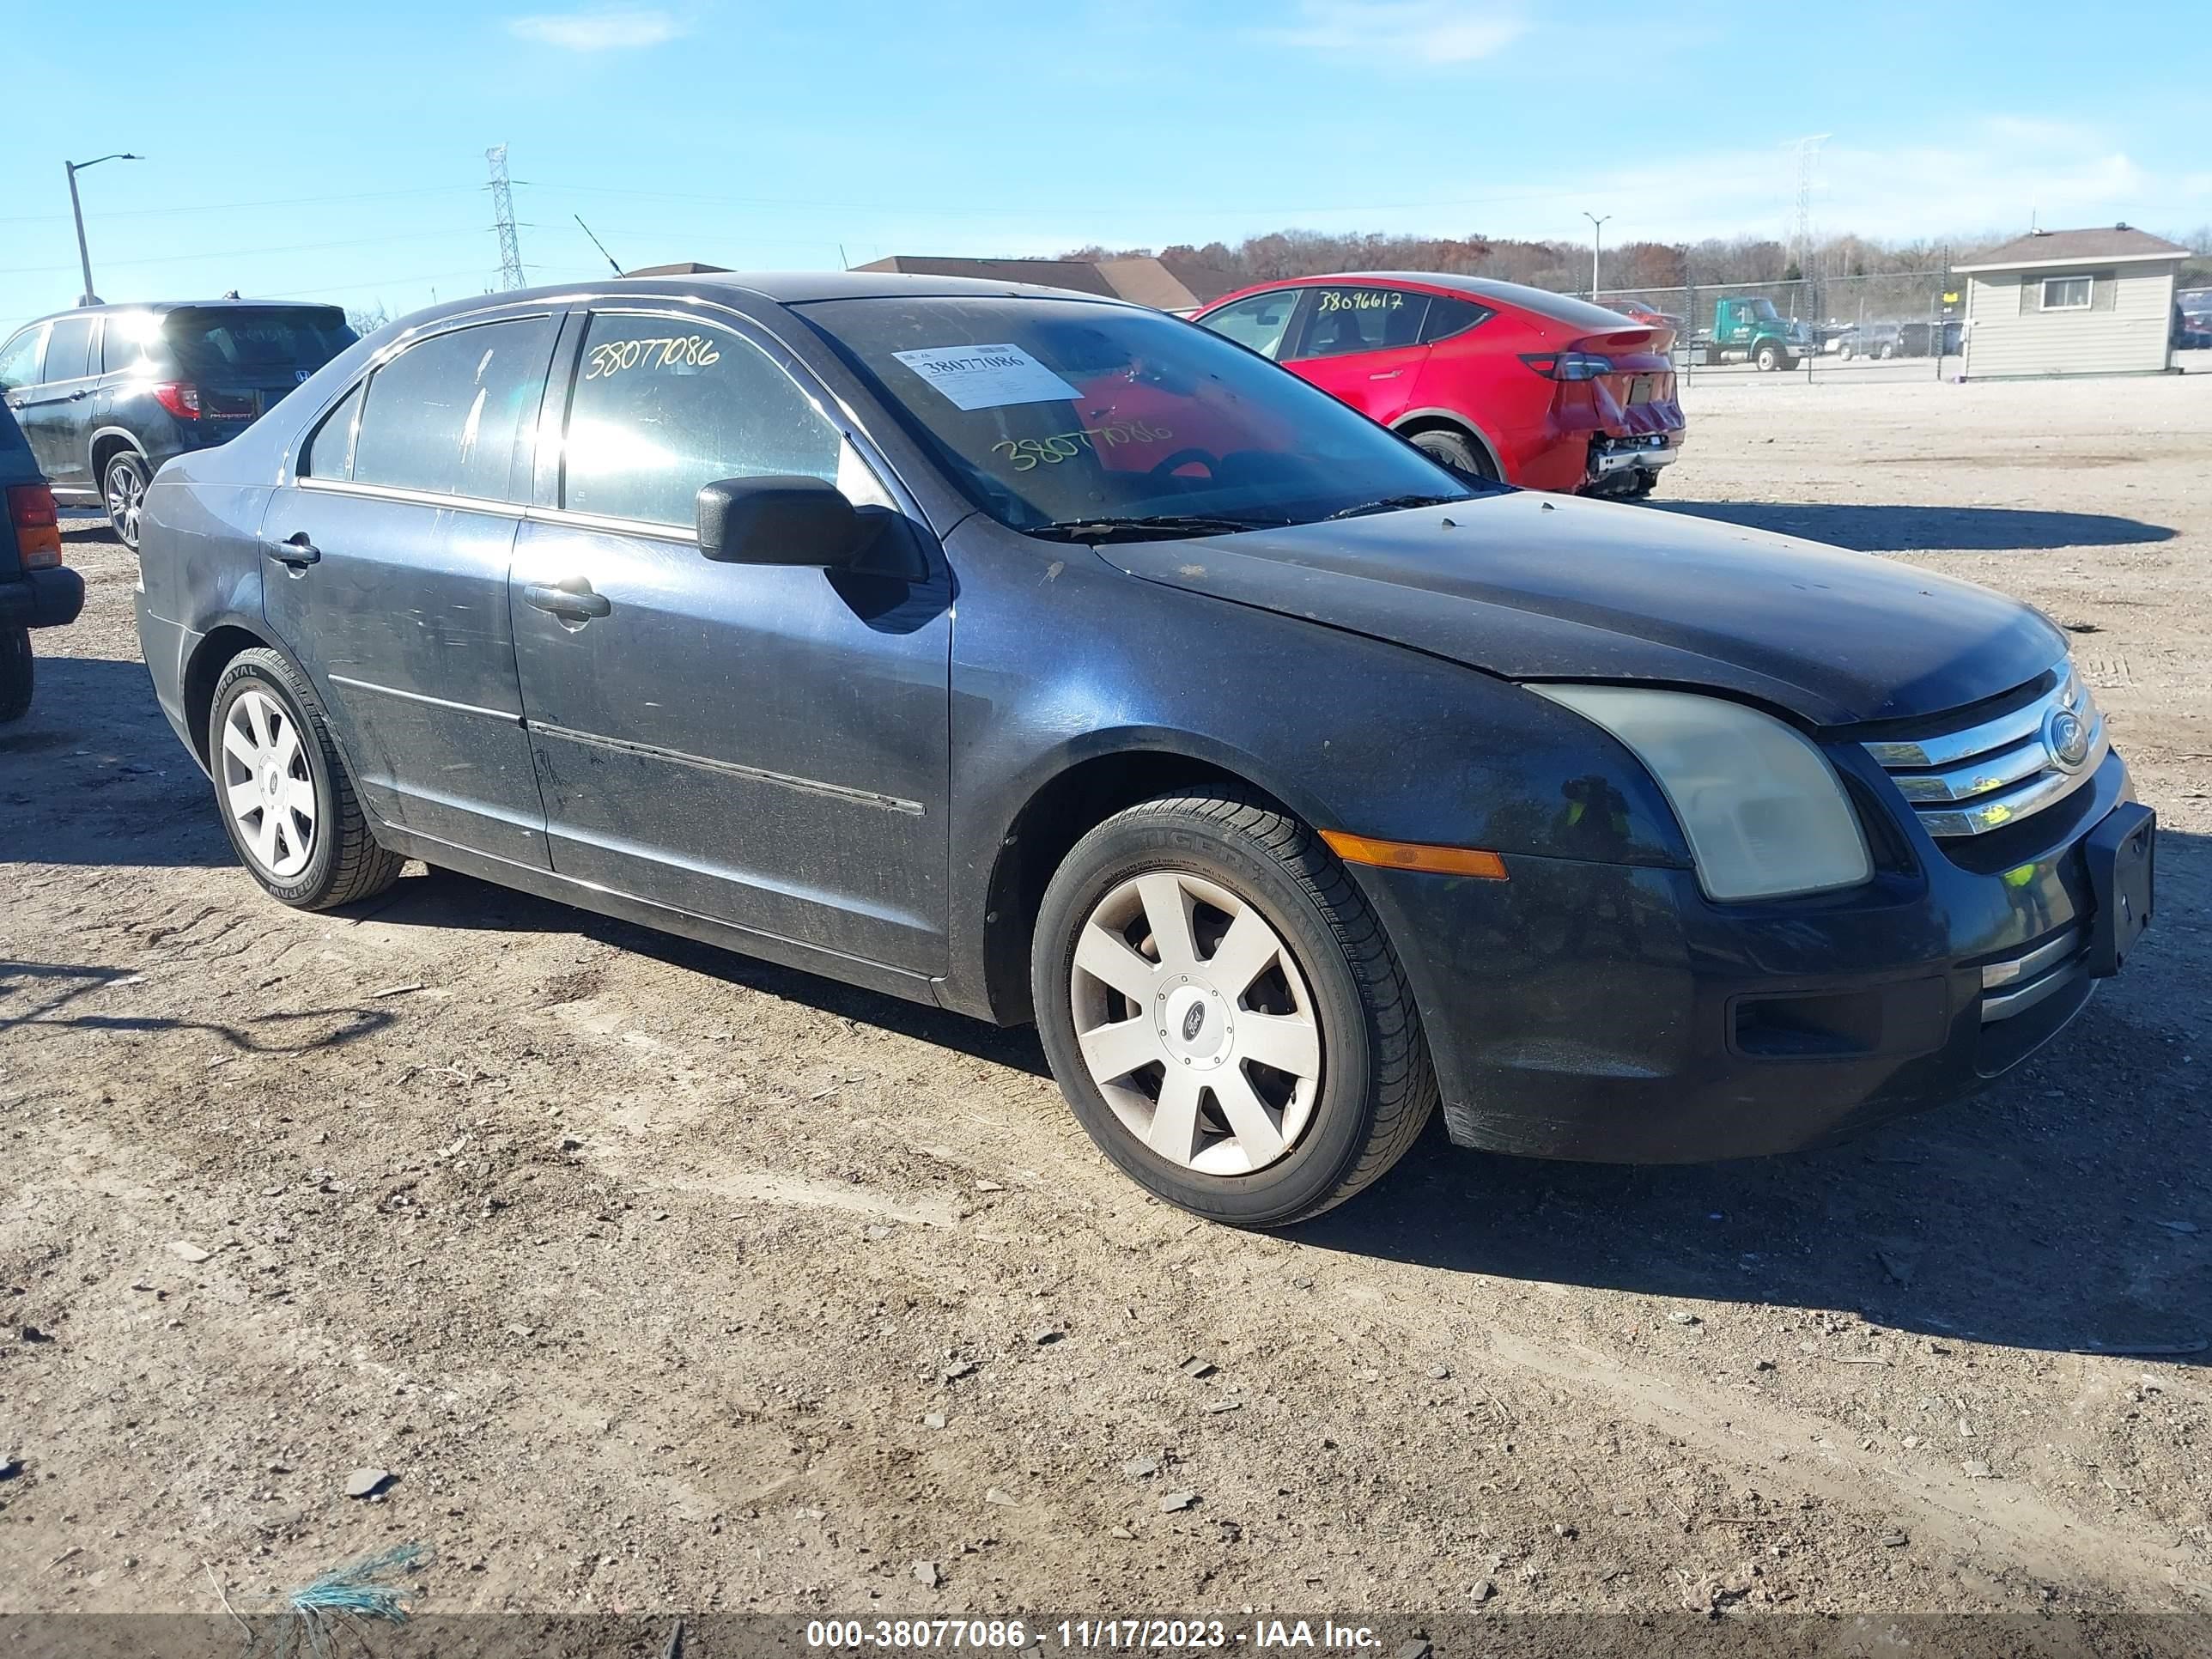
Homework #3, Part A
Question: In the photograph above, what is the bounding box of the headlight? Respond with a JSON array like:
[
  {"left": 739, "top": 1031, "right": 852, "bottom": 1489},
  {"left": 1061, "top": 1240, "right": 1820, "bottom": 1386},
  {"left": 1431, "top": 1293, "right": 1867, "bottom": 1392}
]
[{"left": 1529, "top": 685, "right": 1872, "bottom": 902}]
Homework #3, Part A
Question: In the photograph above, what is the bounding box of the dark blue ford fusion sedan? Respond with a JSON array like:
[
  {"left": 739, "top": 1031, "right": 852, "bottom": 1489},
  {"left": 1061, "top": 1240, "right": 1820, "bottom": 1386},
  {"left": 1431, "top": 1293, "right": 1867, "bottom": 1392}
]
[{"left": 132, "top": 271, "right": 2153, "bottom": 1227}]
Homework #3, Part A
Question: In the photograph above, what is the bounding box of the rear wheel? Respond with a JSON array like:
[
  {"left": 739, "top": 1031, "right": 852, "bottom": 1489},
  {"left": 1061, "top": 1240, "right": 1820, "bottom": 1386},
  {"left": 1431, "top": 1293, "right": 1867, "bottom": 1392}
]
[
  {"left": 1032, "top": 792, "right": 1436, "bottom": 1228},
  {"left": 0, "top": 627, "right": 31, "bottom": 723},
  {"left": 102, "top": 450, "right": 149, "bottom": 550},
  {"left": 1409, "top": 428, "right": 1498, "bottom": 483},
  {"left": 209, "top": 648, "right": 403, "bottom": 910}
]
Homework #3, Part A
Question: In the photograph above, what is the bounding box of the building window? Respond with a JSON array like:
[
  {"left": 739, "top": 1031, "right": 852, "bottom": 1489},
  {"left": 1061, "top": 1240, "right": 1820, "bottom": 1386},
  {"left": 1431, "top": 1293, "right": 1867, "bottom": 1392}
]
[{"left": 2040, "top": 276, "right": 2093, "bottom": 311}]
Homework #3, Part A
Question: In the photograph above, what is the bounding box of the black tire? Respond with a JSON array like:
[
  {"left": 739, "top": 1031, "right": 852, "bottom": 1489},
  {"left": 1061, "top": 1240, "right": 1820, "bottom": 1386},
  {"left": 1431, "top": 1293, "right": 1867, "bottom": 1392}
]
[
  {"left": 0, "top": 627, "right": 31, "bottom": 723},
  {"left": 1753, "top": 343, "right": 1783, "bottom": 372},
  {"left": 1409, "top": 428, "right": 1498, "bottom": 483},
  {"left": 102, "top": 449, "right": 149, "bottom": 550},
  {"left": 1625, "top": 468, "right": 1660, "bottom": 500},
  {"left": 207, "top": 647, "right": 404, "bottom": 910},
  {"left": 1031, "top": 792, "right": 1437, "bottom": 1228}
]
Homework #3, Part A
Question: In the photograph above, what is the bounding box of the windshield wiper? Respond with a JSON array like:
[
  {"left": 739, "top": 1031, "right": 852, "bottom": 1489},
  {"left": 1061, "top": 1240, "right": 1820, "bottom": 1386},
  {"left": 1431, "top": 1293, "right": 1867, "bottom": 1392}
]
[
  {"left": 1026, "top": 514, "right": 1286, "bottom": 544},
  {"left": 1320, "top": 493, "right": 1469, "bottom": 522}
]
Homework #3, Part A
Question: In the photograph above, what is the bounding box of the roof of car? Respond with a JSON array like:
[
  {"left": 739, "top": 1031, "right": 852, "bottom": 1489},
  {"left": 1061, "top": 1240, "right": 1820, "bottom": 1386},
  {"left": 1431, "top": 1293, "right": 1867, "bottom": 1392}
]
[
  {"left": 372, "top": 270, "right": 1142, "bottom": 337},
  {"left": 12, "top": 298, "right": 348, "bottom": 329},
  {"left": 1208, "top": 271, "right": 1653, "bottom": 332}
]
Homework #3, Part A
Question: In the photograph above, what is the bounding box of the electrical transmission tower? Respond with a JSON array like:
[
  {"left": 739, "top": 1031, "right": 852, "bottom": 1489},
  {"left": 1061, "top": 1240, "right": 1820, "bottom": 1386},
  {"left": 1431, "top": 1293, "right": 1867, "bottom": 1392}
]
[
  {"left": 486, "top": 144, "right": 525, "bottom": 291},
  {"left": 1787, "top": 133, "right": 1829, "bottom": 277}
]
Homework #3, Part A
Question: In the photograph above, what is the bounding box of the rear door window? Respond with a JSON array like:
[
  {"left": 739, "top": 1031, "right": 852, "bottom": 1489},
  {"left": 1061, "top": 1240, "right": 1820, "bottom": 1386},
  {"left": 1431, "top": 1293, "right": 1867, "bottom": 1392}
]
[
  {"left": 560, "top": 313, "right": 841, "bottom": 529},
  {"left": 1198, "top": 290, "right": 1304, "bottom": 360},
  {"left": 350, "top": 316, "right": 556, "bottom": 501},
  {"left": 0, "top": 325, "right": 44, "bottom": 391},
  {"left": 40, "top": 317, "right": 96, "bottom": 381},
  {"left": 1289, "top": 287, "right": 1428, "bottom": 360}
]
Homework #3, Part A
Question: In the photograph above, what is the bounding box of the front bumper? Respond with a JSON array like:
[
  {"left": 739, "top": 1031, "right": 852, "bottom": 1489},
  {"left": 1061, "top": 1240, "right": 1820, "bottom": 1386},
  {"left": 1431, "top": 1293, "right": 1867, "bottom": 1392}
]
[
  {"left": 0, "top": 568, "right": 85, "bottom": 630},
  {"left": 1358, "top": 744, "right": 2138, "bottom": 1163}
]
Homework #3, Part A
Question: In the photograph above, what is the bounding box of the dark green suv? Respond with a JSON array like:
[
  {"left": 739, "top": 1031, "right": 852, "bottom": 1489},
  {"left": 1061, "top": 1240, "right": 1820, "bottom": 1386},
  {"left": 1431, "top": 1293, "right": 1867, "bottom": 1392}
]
[{"left": 0, "top": 301, "right": 356, "bottom": 549}]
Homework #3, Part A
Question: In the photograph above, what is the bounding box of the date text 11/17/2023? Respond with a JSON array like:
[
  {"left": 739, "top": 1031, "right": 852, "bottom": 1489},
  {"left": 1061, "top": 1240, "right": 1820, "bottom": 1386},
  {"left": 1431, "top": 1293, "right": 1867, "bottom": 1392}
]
[{"left": 803, "top": 1619, "right": 1389, "bottom": 1650}]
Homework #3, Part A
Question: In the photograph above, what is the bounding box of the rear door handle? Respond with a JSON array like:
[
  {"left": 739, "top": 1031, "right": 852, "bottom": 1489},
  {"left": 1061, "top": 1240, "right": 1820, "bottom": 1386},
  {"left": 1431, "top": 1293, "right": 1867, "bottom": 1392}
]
[
  {"left": 267, "top": 532, "right": 320, "bottom": 568},
  {"left": 524, "top": 580, "right": 611, "bottom": 620},
  {"left": 1368, "top": 369, "right": 1402, "bottom": 380}
]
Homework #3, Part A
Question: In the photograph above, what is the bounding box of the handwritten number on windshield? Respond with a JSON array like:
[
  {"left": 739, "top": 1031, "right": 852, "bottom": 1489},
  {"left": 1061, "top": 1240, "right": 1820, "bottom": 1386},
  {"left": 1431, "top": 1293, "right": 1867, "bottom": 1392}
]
[{"left": 991, "top": 419, "right": 1174, "bottom": 472}]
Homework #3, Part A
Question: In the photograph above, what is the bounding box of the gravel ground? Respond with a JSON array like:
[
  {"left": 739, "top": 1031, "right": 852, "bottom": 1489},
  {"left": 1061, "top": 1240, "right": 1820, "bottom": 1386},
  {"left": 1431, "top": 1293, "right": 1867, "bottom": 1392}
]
[{"left": 2, "top": 372, "right": 2207, "bottom": 1623}]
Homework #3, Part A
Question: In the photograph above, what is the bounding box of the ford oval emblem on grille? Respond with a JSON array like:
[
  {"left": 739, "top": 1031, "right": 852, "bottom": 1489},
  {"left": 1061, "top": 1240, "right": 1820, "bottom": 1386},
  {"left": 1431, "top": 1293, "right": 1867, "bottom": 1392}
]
[{"left": 2045, "top": 707, "right": 2091, "bottom": 773}]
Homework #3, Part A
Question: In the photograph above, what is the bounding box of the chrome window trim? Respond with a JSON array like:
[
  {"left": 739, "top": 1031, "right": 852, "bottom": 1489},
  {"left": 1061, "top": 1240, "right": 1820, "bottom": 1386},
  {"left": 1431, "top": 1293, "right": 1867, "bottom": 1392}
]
[{"left": 293, "top": 474, "right": 706, "bottom": 544}]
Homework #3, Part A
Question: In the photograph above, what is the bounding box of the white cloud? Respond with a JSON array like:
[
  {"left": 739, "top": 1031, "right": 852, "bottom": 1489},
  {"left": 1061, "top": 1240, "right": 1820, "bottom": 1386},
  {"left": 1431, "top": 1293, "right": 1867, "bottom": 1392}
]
[
  {"left": 508, "top": 8, "right": 684, "bottom": 51},
  {"left": 1268, "top": 1, "right": 1526, "bottom": 65}
]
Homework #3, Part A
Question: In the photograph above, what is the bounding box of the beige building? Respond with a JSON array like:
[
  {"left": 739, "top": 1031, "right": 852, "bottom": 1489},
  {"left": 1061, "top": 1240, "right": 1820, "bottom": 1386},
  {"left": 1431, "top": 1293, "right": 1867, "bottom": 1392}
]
[{"left": 1957, "top": 225, "right": 2187, "bottom": 380}]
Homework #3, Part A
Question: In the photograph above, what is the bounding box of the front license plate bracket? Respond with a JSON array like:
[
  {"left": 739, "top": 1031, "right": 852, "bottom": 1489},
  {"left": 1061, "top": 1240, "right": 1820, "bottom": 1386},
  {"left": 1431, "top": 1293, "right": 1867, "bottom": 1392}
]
[{"left": 2083, "top": 802, "right": 2154, "bottom": 977}]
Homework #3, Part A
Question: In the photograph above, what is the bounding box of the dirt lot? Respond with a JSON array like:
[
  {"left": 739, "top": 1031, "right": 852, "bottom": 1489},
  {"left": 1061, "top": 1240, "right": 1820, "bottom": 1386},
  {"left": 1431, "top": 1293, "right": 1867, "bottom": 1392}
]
[{"left": 3, "top": 373, "right": 2208, "bottom": 1626}]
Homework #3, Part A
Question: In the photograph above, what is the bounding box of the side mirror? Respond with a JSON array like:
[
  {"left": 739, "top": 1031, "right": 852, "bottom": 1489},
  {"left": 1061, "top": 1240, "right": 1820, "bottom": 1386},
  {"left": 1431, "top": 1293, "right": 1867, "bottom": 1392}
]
[{"left": 696, "top": 475, "right": 869, "bottom": 568}]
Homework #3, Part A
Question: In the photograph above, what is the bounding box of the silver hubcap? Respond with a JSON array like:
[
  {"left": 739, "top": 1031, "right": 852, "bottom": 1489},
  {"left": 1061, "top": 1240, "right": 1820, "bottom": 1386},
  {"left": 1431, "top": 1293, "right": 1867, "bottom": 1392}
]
[
  {"left": 106, "top": 461, "right": 143, "bottom": 544},
  {"left": 1070, "top": 871, "right": 1322, "bottom": 1176},
  {"left": 220, "top": 688, "right": 315, "bottom": 879}
]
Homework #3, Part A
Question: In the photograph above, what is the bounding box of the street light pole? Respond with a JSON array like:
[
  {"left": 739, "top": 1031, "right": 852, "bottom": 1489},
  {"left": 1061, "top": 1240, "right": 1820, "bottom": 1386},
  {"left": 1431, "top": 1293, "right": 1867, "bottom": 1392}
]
[
  {"left": 1583, "top": 212, "right": 1612, "bottom": 300},
  {"left": 64, "top": 152, "right": 143, "bottom": 307}
]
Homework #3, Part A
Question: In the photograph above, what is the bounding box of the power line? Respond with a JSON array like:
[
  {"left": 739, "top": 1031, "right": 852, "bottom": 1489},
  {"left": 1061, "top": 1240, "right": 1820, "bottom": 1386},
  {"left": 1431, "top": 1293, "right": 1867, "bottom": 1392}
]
[{"left": 0, "top": 184, "right": 481, "bottom": 228}]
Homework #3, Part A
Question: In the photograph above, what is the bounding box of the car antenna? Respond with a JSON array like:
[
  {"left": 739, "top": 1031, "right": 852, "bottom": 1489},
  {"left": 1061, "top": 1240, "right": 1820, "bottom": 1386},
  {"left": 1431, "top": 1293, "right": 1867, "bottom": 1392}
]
[{"left": 575, "top": 215, "right": 624, "bottom": 277}]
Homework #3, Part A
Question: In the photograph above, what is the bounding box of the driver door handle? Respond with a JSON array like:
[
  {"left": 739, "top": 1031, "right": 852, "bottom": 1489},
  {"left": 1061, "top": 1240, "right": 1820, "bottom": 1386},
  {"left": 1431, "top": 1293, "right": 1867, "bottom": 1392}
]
[{"left": 525, "top": 580, "right": 611, "bottom": 621}]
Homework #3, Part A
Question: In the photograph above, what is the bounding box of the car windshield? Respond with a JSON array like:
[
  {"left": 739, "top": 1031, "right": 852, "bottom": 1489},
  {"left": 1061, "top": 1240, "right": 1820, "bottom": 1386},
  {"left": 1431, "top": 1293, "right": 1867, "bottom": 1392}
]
[
  {"left": 156, "top": 307, "right": 356, "bottom": 374},
  {"left": 1746, "top": 299, "right": 1781, "bottom": 322},
  {"left": 796, "top": 295, "right": 1480, "bottom": 536}
]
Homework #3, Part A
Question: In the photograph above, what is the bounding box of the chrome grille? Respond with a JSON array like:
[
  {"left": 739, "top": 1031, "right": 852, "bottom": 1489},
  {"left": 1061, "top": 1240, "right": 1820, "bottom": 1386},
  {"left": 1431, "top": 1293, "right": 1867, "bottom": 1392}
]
[{"left": 1863, "top": 664, "right": 2106, "bottom": 839}]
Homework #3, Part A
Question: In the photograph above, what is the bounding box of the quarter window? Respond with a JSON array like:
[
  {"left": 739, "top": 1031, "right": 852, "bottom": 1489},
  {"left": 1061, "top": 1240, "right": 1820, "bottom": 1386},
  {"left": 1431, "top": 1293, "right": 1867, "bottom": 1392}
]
[
  {"left": 1198, "top": 291, "right": 1303, "bottom": 360},
  {"left": 301, "top": 382, "right": 364, "bottom": 480},
  {"left": 2040, "top": 276, "right": 2093, "bottom": 310},
  {"left": 1292, "top": 288, "right": 1428, "bottom": 360},
  {"left": 0, "top": 325, "right": 42, "bottom": 390},
  {"left": 350, "top": 316, "right": 556, "bottom": 501},
  {"left": 1419, "top": 295, "right": 1492, "bottom": 343},
  {"left": 561, "top": 313, "right": 841, "bottom": 529}
]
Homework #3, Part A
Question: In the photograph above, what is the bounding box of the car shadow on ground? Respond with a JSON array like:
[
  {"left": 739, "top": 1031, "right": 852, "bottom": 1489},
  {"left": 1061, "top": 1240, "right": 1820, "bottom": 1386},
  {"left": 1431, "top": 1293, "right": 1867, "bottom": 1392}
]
[
  {"left": 0, "top": 958, "right": 396, "bottom": 1055},
  {"left": 368, "top": 866, "right": 1058, "bottom": 1081},
  {"left": 1, "top": 656, "right": 233, "bottom": 866},
  {"left": 1650, "top": 500, "right": 2176, "bottom": 554},
  {"left": 1298, "top": 830, "right": 2209, "bottom": 1364}
]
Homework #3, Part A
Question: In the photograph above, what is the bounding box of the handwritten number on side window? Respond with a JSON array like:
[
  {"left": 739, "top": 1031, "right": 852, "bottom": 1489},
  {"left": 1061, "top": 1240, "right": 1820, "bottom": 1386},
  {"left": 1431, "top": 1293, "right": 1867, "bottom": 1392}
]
[
  {"left": 1316, "top": 290, "right": 1404, "bottom": 314},
  {"left": 584, "top": 334, "right": 723, "bottom": 380},
  {"left": 990, "top": 420, "right": 1173, "bottom": 473}
]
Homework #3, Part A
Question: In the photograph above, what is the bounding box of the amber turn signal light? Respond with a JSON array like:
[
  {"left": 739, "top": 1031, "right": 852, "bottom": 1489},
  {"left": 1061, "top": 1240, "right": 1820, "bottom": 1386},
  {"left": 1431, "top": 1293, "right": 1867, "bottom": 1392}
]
[{"left": 1321, "top": 830, "right": 1508, "bottom": 879}]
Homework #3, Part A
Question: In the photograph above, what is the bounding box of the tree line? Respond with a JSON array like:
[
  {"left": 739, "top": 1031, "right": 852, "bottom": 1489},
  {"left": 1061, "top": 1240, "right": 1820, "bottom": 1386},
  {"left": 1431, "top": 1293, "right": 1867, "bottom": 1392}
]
[{"left": 1067, "top": 225, "right": 2212, "bottom": 295}]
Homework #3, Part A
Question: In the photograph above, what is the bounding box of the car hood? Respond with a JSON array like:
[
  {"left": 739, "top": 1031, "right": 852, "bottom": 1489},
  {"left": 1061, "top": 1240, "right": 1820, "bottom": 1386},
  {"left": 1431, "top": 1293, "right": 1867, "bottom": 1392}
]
[{"left": 1097, "top": 491, "right": 2067, "bottom": 726}]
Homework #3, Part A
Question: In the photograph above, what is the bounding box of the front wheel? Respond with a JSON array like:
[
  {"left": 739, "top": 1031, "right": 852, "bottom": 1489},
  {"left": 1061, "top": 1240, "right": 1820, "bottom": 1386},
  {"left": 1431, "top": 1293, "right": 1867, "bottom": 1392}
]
[
  {"left": 0, "top": 627, "right": 31, "bottom": 723},
  {"left": 103, "top": 450, "right": 149, "bottom": 550},
  {"left": 1031, "top": 793, "right": 1436, "bottom": 1227},
  {"left": 208, "top": 648, "right": 404, "bottom": 910},
  {"left": 1753, "top": 343, "right": 1783, "bottom": 372}
]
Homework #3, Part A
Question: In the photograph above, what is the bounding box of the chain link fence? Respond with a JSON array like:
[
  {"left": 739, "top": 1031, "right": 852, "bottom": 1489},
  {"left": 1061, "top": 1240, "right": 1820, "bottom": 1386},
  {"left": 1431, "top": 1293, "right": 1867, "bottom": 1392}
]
[{"left": 1591, "top": 270, "right": 1964, "bottom": 382}]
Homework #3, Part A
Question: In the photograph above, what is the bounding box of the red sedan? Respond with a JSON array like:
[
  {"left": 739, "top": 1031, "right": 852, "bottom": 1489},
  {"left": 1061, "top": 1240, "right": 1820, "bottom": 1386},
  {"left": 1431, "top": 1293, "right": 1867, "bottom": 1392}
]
[{"left": 1194, "top": 272, "right": 1685, "bottom": 496}]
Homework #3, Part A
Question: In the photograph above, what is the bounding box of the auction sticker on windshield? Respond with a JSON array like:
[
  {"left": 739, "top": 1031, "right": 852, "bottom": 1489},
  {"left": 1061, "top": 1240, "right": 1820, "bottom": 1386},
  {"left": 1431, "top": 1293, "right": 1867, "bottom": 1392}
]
[{"left": 890, "top": 344, "right": 1081, "bottom": 411}]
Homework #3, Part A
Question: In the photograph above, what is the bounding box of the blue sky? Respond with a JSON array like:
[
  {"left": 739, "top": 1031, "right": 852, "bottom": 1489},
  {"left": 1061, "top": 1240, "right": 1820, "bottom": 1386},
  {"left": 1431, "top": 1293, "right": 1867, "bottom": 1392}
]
[{"left": 3, "top": 0, "right": 2205, "bottom": 333}]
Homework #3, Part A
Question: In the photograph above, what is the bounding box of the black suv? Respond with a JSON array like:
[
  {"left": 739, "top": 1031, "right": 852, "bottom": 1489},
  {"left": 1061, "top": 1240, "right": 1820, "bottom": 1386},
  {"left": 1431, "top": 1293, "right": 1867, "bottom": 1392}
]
[
  {"left": 0, "top": 301, "right": 356, "bottom": 549},
  {"left": 1, "top": 400, "right": 82, "bottom": 721}
]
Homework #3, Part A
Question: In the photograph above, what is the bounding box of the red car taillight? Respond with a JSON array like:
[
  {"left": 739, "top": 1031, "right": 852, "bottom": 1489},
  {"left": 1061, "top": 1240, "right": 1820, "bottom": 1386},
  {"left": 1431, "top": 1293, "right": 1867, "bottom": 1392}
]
[
  {"left": 8, "top": 483, "right": 64, "bottom": 570},
  {"left": 152, "top": 381, "right": 201, "bottom": 419},
  {"left": 1519, "top": 349, "right": 1616, "bottom": 381}
]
